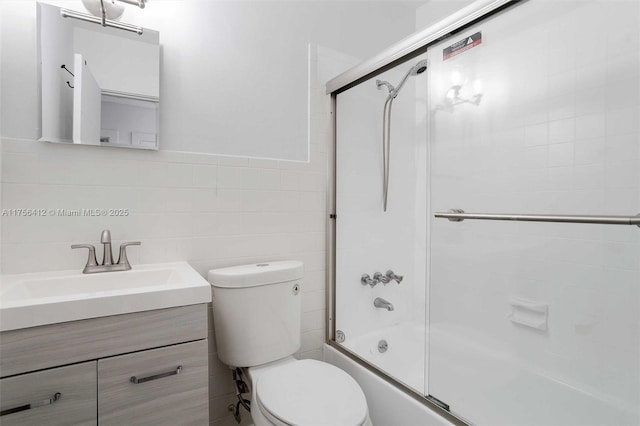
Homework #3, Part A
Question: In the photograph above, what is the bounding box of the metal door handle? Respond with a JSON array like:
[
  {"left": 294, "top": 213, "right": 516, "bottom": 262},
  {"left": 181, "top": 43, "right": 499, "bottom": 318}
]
[
  {"left": 130, "top": 365, "right": 182, "bottom": 384},
  {"left": 0, "top": 392, "right": 62, "bottom": 417}
]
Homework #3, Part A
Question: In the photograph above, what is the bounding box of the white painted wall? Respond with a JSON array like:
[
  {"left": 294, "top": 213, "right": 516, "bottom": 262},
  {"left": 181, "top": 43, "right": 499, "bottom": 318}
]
[{"left": 1, "top": 0, "right": 421, "bottom": 161}]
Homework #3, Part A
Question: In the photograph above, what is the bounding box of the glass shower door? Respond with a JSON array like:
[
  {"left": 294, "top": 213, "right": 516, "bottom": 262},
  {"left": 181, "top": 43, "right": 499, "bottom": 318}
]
[
  {"left": 427, "top": 1, "right": 639, "bottom": 424},
  {"left": 334, "top": 54, "right": 429, "bottom": 395}
]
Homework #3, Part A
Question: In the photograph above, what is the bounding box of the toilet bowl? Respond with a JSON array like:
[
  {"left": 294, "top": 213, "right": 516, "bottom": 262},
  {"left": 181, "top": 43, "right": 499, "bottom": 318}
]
[
  {"left": 208, "top": 261, "right": 372, "bottom": 426},
  {"left": 248, "top": 357, "right": 372, "bottom": 426}
]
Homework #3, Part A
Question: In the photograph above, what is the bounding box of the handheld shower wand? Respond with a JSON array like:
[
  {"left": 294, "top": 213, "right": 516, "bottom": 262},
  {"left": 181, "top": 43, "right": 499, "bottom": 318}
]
[{"left": 377, "top": 59, "right": 428, "bottom": 211}]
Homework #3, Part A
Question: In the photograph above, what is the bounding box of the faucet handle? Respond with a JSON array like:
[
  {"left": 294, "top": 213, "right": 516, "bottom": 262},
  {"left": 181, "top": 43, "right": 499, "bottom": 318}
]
[
  {"left": 361, "top": 274, "right": 379, "bottom": 288},
  {"left": 117, "top": 241, "right": 141, "bottom": 269},
  {"left": 386, "top": 270, "right": 403, "bottom": 284},
  {"left": 373, "top": 272, "right": 391, "bottom": 285},
  {"left": 71, "top": 244, "right": 98, "bottom": 271}
]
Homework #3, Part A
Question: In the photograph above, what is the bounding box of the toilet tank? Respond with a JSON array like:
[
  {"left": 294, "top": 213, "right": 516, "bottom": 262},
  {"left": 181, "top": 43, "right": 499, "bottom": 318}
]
[{"left": 208, "top": 261, "right": 304, "bottom": 367}]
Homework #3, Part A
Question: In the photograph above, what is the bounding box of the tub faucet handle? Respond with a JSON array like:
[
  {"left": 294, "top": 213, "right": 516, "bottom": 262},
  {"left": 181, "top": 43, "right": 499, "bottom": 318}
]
[
  {"left": 361, "top": 274, "right": 379, "bottom": 287},
  {"left": 386, "top": 270, "right": 403, "bottom": 284},
  {"left": 373, "top": 272, "right": 391, "bottom": 284}
]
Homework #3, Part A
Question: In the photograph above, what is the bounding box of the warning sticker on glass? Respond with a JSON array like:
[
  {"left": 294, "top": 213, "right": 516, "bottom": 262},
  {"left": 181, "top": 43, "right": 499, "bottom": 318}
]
[{"left": 443, "top": 32, "right": 482, "bottom": 61}]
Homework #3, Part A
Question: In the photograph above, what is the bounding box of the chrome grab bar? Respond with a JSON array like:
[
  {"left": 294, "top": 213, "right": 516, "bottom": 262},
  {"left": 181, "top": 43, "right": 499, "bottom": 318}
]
[
  {"left": 435, "top": 209, "right": 640, "bottom": 227},
  {"left": 0, "top": 392, "right": 62, "bottom": 417}
]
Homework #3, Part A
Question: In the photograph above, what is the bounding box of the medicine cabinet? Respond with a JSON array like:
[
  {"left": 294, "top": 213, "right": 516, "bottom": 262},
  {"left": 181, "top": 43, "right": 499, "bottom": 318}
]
[{"left": 37, "top": 2, "right": 160, "bottom": 149}]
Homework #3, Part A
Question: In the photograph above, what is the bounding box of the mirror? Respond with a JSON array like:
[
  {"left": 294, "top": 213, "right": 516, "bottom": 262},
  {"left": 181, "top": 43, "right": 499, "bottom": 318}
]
[{"left": 37, "top": 2, "right": 160, "bottom": 149}]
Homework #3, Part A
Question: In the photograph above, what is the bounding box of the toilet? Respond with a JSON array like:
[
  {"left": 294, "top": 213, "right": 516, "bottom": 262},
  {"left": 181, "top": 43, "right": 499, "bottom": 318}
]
[{"left": 208, "top": 261, "right": 372, "bottom": 426}]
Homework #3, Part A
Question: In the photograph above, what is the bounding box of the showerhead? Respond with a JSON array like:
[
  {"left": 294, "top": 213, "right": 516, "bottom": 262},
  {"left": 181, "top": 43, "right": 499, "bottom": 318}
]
[
  {"left": 410, "top": 59, "right": 429, "bottom": 76},
  {"left": 390, "top": 59, "right": 429, "bottom": 98}
]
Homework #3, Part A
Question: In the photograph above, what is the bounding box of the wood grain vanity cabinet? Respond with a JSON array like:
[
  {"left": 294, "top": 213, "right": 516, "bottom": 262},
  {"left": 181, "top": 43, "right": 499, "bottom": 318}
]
[
  {"left": 0, "top": 362, "right": 97, "bottom": 426},
  {"left": 0, "top": 304, "right": 209, "bottom": 426}
]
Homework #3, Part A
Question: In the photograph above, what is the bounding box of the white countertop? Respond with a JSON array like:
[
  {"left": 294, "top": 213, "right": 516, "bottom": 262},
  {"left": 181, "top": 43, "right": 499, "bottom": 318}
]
[{"left": 0, "top": 262, "right": 212, "bottom": 332}]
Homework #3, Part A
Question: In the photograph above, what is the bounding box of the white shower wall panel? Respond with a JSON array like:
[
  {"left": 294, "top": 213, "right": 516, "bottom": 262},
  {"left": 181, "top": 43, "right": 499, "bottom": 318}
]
[{"left": 427, "top": 1, "right": 639, "bottom": 424}]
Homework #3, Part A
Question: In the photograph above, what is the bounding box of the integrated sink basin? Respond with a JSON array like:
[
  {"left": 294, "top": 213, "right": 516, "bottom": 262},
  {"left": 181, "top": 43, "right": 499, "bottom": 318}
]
[{"left": 0, "top": 262, "right": 212, "bottom": 331}]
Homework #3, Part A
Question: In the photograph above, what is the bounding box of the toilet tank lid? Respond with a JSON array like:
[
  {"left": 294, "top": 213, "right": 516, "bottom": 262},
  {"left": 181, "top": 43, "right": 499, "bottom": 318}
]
[{"left": 208, "top": 261, "right": 304, "bottom": 288}]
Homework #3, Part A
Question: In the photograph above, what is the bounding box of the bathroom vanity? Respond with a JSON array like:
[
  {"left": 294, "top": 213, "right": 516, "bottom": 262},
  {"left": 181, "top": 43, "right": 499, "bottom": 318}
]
[{"left": 0, "top": 263, "right": 211, "bottom": 425}]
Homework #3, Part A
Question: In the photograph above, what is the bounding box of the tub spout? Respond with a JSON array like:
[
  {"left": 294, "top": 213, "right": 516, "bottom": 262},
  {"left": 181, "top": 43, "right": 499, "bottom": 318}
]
[{"left": 374, "top": 297, "right": 394, "bottom": 311}]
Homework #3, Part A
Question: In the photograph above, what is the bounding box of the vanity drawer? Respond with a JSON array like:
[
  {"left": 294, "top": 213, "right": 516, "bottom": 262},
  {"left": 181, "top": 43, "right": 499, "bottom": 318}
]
[
  {"left": 0, "top": 304, "right": 207, "bottom": 377},
  {"left": 0, "top": 361, "right": 96, "bottom": 426},
  {"left": 98, "top": 339, "right": 209, "bottom": 426}
]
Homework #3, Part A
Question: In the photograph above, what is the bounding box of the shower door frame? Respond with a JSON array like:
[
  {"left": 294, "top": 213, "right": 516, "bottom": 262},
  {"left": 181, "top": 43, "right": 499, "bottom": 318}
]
[{"left": 324, "top": 0, "right": 519, "bottom": 423}]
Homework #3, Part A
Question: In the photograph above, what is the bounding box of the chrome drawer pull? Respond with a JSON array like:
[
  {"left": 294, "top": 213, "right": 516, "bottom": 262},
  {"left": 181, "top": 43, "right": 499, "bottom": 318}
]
[
  {"left": 130, "top": 365, "right": 183, "bottom": 384},
  {"left": 0, "top": 392, "right": 62, "bottom": 417}
]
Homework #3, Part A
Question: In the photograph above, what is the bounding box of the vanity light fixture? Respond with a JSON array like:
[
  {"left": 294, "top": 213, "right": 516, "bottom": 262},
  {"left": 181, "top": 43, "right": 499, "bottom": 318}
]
[{"left": 61, "top": 0, "right": 148, "bottom": 35}]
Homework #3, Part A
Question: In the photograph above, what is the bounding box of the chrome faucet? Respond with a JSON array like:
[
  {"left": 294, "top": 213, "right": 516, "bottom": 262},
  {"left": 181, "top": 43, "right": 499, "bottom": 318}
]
[
  {"left": 374, "top": 297, "right": 394, "bottom": 311},
  {"left": 72, "top": 229, "right": 141, "bottom": 274}
]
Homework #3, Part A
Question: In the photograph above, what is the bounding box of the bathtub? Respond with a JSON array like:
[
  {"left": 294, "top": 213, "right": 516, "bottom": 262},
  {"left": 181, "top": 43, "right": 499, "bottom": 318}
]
[
  {"left": 340, "top": 322, "right": 426, "bottom": 393},
  {"left": 323, "top": 343, "right": 454, "bottom": 426},
  {"left": 327, "top": 323, "right": 638, "bottom": 425}
]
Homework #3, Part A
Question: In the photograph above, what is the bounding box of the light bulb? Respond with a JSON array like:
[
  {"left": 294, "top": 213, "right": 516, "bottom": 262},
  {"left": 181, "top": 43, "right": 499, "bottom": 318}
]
[{"left": 81, "top": 0, "right": 125, "bottom": 20}]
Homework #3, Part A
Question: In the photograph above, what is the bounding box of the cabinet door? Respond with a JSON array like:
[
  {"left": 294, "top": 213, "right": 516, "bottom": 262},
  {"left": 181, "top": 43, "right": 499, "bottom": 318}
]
[
  {"left": 98, "top": 339, "right": 209, "bottom": 426},
  {"left": 72, "top": 53, "right": 101, "bottom": 145},
  {"left": 0, "top": 361, "right": 96, "bottom": 426}
]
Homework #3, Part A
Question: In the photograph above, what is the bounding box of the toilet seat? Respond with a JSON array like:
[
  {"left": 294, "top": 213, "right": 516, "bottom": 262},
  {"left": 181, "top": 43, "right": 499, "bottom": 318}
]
[{"left": 255, "top": 359, "right": 369, "bottom": 426}]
